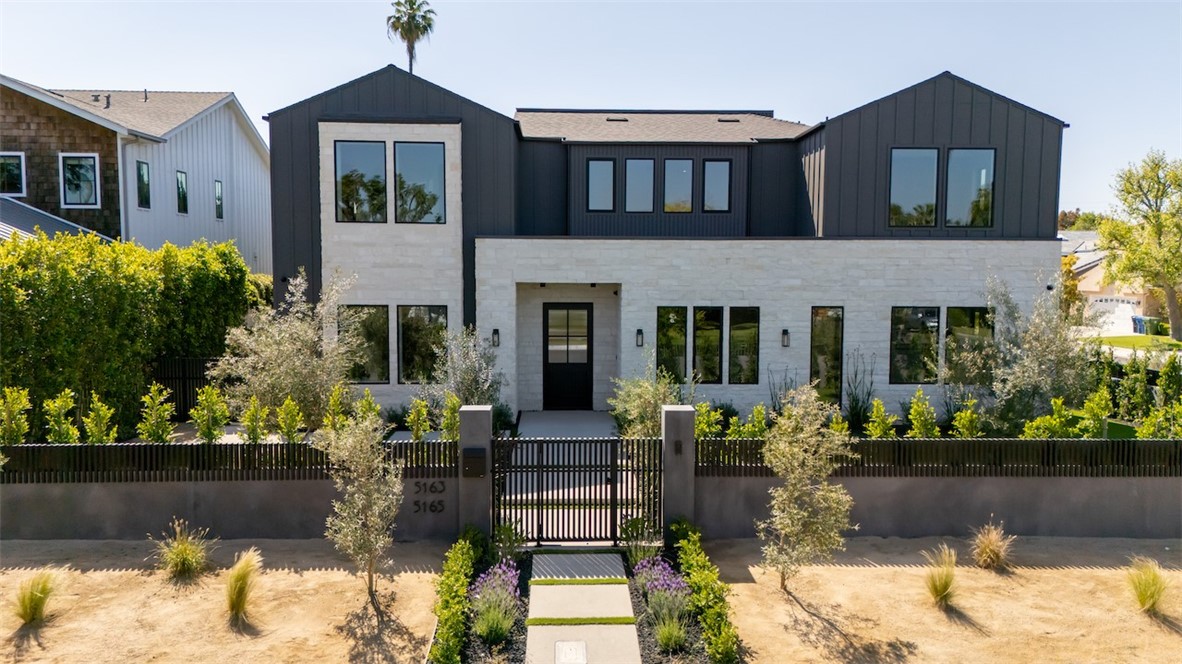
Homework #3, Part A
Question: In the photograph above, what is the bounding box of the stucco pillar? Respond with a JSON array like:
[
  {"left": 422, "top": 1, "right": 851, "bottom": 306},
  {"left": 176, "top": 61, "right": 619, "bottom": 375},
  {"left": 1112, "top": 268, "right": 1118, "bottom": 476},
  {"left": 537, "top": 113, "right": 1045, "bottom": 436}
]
[
  {"left": 458, "top": 405, "right": 493, "bottom": 536},
  {"left": 661, "top": 405, "right": 696, "bottom": 540}
]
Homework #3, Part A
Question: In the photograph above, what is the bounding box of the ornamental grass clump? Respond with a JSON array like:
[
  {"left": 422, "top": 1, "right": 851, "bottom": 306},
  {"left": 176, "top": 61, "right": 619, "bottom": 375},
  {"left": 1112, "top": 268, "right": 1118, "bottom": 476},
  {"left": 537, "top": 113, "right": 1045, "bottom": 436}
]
[
  {"left": 469, "top": 560, "right": 521, "bottom": 646},
  {"left": 225, "top": 547, "right": 263, "bottom": 626},
  {"left": 1127, "top": 556, "right": 1170, "bottom": 614},
  {"left": 970, "top": 517, "right": 1016, "bottom": 570},
  {"left": 921, "top": 543, "right": 957, "bottom": 609},
  {"left": 150, "top": 517, "right": 216, "bottom": 580},
  {"left": 14, "top": 570, "right": 55, "bottom": 624}
]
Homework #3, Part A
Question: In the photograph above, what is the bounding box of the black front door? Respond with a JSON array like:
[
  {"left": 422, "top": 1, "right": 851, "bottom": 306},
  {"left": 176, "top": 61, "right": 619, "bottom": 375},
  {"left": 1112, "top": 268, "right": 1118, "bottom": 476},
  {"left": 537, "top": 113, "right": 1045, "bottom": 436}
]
[{"left": 543, "top": 303, "right": 593, "bottom": 410}]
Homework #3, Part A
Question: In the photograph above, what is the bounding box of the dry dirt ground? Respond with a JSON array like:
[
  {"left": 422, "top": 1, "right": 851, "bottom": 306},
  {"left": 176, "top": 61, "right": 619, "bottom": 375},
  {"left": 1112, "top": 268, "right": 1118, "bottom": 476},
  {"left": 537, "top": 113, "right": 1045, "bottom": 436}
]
[
  {"left": 707, "top": 537, "right": 1182, "bottom": 664},
  {"left": 0, "top": 539, "right": 445, "bottom": 664}
]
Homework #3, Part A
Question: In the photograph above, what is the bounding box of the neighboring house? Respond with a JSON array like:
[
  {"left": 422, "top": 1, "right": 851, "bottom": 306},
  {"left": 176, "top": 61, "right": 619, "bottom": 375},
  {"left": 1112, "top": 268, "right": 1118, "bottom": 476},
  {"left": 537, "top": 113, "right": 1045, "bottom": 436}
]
[
  {"left": 268, "top": 66, "right": 1064, "bottom": 415},
  {"left": 1060, "top": 230, "right": 1159, "bottom": 333},
  {"left": 0, "top": 74, "right": 272, "bottom": 273}
]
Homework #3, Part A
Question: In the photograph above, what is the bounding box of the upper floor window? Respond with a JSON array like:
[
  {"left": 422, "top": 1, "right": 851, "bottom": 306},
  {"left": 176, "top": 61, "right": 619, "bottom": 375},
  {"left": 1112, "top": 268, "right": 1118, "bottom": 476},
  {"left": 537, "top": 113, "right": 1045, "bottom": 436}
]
[
  {"left": 0, "top": 152, "right": 27, "bottom": 197},
  {"left": 587, "top": 159, "right": 615, "bottom": 212},
  {"left": 176, "top": 171, "right": 188, "bottom": 214},
  {"left": 625, "top": 159, "right": 654, "bottom": 213},
  {"left": 136, "top": 161, "right": 150, "bottom": 209},
  {"left": 703, "top": 160, "right": 731, "bottom": 213},
  {"left": 664, "top": 159, "right": 693, "bottom": 213},
  {"left": 335, "top": 141, "right": 386, "bottom": 223},
  {"left": 395, "top": 142, "right": 446, "bottom": 223},
  {"left": 728, "top": 306, "right": 759, "bottom": 384},
  {"left": 214, "top": 180, "right": 224, "bottom": 220},
  {"left": 946, "top": 149, "right": 995, "bottom": 227},
  {"left": 888, "top": 148, "right": 936, "bottom": 227},
  {"left": 889, "top": 306, "right": 939, "bottom": 384},
  {"left": 59, "top": 153, "right": 100, "bottom": 208}
]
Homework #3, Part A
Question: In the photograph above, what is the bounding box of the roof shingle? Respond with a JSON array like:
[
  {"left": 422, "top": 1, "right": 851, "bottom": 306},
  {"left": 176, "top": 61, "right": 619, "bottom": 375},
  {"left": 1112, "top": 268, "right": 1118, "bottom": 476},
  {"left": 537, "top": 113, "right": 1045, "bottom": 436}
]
[{"left": 514, "top": 110, "right": 811, "bottom": 143}]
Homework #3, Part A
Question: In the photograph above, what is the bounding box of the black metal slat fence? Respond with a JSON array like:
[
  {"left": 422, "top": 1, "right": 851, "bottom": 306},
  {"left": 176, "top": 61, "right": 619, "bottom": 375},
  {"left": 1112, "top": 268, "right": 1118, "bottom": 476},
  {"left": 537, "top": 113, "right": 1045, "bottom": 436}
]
[
  {"left": 151, "top": 357, "right": 216, "bottom": 420},
  {"left": 695, "top": 438, "right": 1182, "bottom": 478}
]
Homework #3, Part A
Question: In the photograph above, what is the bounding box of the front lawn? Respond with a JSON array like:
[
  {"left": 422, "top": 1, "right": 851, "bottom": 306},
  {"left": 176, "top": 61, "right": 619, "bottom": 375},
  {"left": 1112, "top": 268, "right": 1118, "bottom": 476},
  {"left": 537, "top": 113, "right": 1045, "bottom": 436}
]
[{"left": 1098, "top": 334, "right": 1182, "bottom": 351}]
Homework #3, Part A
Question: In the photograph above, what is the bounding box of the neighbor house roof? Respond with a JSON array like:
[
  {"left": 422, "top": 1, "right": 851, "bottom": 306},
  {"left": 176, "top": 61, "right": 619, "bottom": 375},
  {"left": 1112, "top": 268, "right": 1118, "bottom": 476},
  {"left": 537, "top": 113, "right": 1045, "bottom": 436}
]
[
  {"left": 1059, "top": 230, "right": 1104, "bottom": 273},
  {"left": 514, "top": 110, "right": 812, "bottom": 143},
  {"left": 0, "top": 196, "right": 112, "bottom": 241}
]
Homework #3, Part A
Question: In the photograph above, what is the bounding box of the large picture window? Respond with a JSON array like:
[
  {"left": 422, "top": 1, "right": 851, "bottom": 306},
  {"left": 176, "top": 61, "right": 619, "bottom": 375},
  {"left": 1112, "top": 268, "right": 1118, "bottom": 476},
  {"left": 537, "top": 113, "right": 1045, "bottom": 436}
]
[
  {"left": 946, "top": 149, "right": 995, "bottom": 227},
  {"left": 945, "top": 306, "right": 994, "bottom": 384},
  {"left": 664, "top": 159, "right": 693, "bottom": 213},
  {"left": 60, "top": 153, "right": 100, "bottom": 208},
  {"left": 656, "top": 306, "right": 688, "bottom": 383},
  {"left": 587, "top": 159, "right": 615, "bottom": 212},
  {"left": 890, "top": 306, "right": 940, "bottom": 384},
  {"left": 395, "top": 142, "right": 446, "bottom": 223},
  {"left": 703, "top": 160, "right": 731, "bottom": 213},
  {"left": 398, "top": 305, "right": 447, "bottom": 384},
  {"left": 728, "top": 307, "right": 759, "bottom": 384},
  {"left": 693, "top": 306, "right": 723, "bottom": 384},
  {"left": 810, "top": 307, "right": 844, "bottom": 403},
  {"left": 342, "top": 305, "right": 390, "bottom": 384},
  {"left": 888, "top": 148, "right": 936, "bottom": 227},
  {"left": 175, "top": 171, "right": 188, "bottom": 214},
  {"left": 625, "top": 159, "right": 654, "bottom": 213},
  {"left": 335, "top": 141, "right": 386, "bottom": 222},
  {"left": 1, "top": 152, "right": 27, "bottom": 196},
  {"left": 136, "top": 161, "right": 150, "bottom": 209}
]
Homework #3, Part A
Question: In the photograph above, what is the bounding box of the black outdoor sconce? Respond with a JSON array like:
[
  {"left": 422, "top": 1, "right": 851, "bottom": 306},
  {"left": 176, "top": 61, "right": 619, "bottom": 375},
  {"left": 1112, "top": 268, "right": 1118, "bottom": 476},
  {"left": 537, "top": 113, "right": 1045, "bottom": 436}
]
[
  {"left": 781, "top": 329, "right": 791, "bottom": 347},
  {"left": 491, "top": 329, "right": 500, "bottom": 347},
  {"left": 636, "top": 329, "right": 644, "bottom": 347}
]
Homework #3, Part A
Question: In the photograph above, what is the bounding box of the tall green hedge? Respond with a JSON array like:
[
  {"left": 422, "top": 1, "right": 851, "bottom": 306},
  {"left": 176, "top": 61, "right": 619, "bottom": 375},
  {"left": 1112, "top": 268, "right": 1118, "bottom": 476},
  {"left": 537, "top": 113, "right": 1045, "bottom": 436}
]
[{"left": 0, "top": 232, "right": 255, "bottom": 439}]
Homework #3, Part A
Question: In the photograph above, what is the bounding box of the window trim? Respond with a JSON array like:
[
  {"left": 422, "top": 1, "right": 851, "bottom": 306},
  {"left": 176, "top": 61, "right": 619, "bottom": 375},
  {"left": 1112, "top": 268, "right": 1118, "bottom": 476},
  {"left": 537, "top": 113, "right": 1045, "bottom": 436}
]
[
  {"left": 175, "top": 170, "right": 188, "bottom": 215},
  {"left": 693, "top": 305, "right": 724, "bottom": 385},
  {"left": 809, "top": 306, "right": 845, "bottom": 404},
  {"left": 58, "top": 152, "right": 101, "bottom": 209},
  {"left": 394, "top": 140, "right": 447, "bottom": 224},
  {"left": 944, "top": 147, "right": 996, "bottom": 229},
  {"left": 663, "top": 158, "right": 694, "bottom": 214},
  {"left": 341, "top": 304, "right": 391, "bottom": 385},
  {"left": 214, "top": 179, "right": 224, "bottom": 220},
  {"left": 586, "top": 158, "right": 616, "bottom": 213},
  {"left": 702, "top": 159, "right": 732, "bottom": 214},
  {"left": 0, "top": 151, "right": 28, "bottom": 197},
  {"left": 727, "top": 306, "right": 759, "bottom": 385},
  {"left": 396, "top": 304, "right": 448, "bottom": 385},
  {"left": 135, "top": 160, "right": 150, "bottom": 209},
  {"left": 886, "top": 147, "right": 938, "bottom": 228},
  {"left": 888, "top": 305, "right": 941, "bottom": 385},
  {"left": 624, "top": 158, "right": 655, "bottom": 214},
  {"left": 334, "top": 139, "right": 388, "bottom": 224}
]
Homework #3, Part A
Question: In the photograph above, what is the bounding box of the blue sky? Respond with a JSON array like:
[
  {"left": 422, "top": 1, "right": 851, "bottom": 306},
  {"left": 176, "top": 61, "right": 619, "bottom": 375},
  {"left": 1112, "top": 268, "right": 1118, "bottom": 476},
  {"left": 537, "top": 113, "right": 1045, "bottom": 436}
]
[{"left": 2, "top": 1, "right": 1179, "bottom": 213}]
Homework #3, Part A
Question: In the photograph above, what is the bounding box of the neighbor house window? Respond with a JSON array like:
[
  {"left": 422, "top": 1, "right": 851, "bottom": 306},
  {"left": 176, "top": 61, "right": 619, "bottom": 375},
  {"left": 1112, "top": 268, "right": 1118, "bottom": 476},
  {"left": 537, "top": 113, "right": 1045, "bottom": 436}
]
[
  {"left": 946, "top": 149, "right": 995, "bottom": 227},
  {"left": 176, "top": 171, "right": 190, "bottom": 214},
  {"left": 587, "top": 159, "right": 615, "bottom": 212},
  {"left": 625, "top": 159, "right": 654, "bottom": 213},
  {"left": 214, "top": 180, "right": 224, "bottom": 220},
  {"left": 342, "top": 305, "right": 390, "bottom": 384},
  {"left": 945, "top": 306, "right": 994, "bottom": 384},
  {"left": 728, "top": 307, "right": 759, "bottom": 384},
  {"left": 890, "top": 306, "right": 940, "bottom": 384},
  {"left": 810, "top": 307, "right": 844, "bottom": 403},
  {"left": 693, "top": 306, "right": 723, "bottom": 384},
  {"left": 888, "top": 148, "right": 936, "bottom": 227},
  {"left": 335, "top": 141, "right": 386, "bottom": 222},
  {"left": 656, "top": 306, "right": 688, "bottom": 383},
  {"left": 135, "top": 161, "right": 150, "bottom": 208},
  {"left": 664, "top": 159, "right": 692, "bottom": 213},
  {"left": 0, "top": 152, "right": 27, "bottom": 196},
  {"left": 703, "top": 160, "right": 731, "bottom": 213},
  {"left": 59, "top": 153, "right": 100, "bottom": 208},
  {"left": 398, "top": 305, "right": 447, "bottom": 383},
  {"left": 395, "top": 142, "right": 445, "bottom": 223}
]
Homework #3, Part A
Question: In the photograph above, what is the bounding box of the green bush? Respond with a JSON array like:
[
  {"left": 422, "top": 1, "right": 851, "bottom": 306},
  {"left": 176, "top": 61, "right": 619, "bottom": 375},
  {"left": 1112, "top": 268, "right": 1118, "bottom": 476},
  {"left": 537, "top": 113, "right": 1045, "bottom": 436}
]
[
  {"left": 440, "top": 392, "right": 461, "bottom": 440},
  {"left": 190, "top": 385, "right": 230, "bottom": 444},
  {"left": 1136, "top": 402, "right": 1182, "bottom": 438},
  {"left": 1159, "top": 354, "right": 1182, "bottom": 406},
  {"left": 1076, "top": 387, "right": 1111, "bottom": 439},
  {"left": 354, "top": 389, "right": 381, "bottom": 421},
  {"left": 150, "top": 517, "right": 215, "bottom": 580},
  {"left": 609, "top": 354, "right": 687, "bottom": 438},
  {"left": 1020, "top": 397, "right": 1075, "bottom": 439},
  {"left": 155, "top": 242, "right": 250, "bottom": 359},
  {"left": 865, "top": 399, "right": 898, "bottom": 439},
  {"left": 43, "top": 389, "right": 79, "bottom": 444},
  {"left": 905, "top": 388, "right": 940, "bottom": 438},
  {"left": 276, "top": 396, "right": 305, "bottom": 443},
  {"left": 1116, "top": 352, "right": 1153, "bottom": 422},
  {"left": 694, "top": 402, "right": 723, "bottom": 439},
  {"left": 241, "top": 396, "right": 269, "bottom": 444},
  {"left": 245, "top": 273, "right": 273, "bottom": 311},
  {"left": 951, "top": 397, "right": 984, "bottom": 438},
  {"left": 137, "top": 383, "right": 176, "bottom": 443},
  {"left": 726, "top": 403, "right": 768, "bottom": 439},
  {"left": 429, "top": 538, "right": 476, "bottom": 664},
  {"left": 407, "top": 398, "right": 430, "bottom": 442},
  {"left": 0, "top": 386, "right": 31, "bottom": 446},
  {"left": 322, "top": 383, "right": 349, "bottom": 433},
  {"left": 671, "top": 520, "right": 741, "bottom": 664},
  {"left": 82, "top": 392, "right": 117, "bottom": 444}
]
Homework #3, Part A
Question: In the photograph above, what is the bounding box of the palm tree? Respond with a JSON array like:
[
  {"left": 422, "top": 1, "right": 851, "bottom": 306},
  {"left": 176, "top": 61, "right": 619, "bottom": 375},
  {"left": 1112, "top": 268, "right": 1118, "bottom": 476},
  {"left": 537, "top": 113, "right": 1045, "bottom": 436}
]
[{"left": 386, "top": 0, "right": 436, "bottom": 75}]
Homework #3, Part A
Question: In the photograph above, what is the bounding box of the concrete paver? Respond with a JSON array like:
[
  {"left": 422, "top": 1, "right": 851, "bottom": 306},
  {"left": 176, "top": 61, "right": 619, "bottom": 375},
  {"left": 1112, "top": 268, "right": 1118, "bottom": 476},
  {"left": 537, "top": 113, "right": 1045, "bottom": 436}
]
[
  {"left": 527, "top": 584, "right": 633, "bottom": 619},
  {"left": 524, "top": 625, "right": 641, "bottom": 664},
  {"left": 533, "top": 553, "right": 627, "bottom": 580}
]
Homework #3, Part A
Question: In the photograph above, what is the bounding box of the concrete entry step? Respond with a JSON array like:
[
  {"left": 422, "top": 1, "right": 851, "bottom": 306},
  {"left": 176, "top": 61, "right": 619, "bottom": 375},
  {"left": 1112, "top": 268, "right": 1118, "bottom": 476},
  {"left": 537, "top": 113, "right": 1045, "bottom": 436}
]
[
  {"left": 532, "top": 553, "right": 626, "bottom": 580},
  {"left": 528, "top": 584, "right": 633, "bottom": 620},
  {"left": 524, "top": 625, "right": 642, "bottom": 664}
]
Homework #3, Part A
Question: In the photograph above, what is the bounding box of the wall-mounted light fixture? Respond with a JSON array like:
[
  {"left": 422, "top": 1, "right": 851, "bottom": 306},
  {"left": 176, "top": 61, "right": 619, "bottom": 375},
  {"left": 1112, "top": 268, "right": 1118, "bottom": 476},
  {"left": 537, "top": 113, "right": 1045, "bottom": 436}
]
[
  {"left": 636, "top": 329, "right": 644, "bottom": 347},
  {"left": 491, "top": 329, "right": 500, "bottom": 347},
  {"left": 781, "top": 329, "right": 791, "bottom": 347}
]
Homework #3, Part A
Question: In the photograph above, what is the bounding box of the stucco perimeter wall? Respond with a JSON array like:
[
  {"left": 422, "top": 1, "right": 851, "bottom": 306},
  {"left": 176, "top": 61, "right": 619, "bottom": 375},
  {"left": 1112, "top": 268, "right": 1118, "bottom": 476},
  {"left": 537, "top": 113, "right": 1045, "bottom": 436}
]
[
  {"left": 0, "top": 479, "right": 458, "bottom": 541},
  {"left": 477, "top": 238, "right": 1060, "bottom": 414},
  {"left": 694, "top": 476, "right": 1182, "bottom": 539}
]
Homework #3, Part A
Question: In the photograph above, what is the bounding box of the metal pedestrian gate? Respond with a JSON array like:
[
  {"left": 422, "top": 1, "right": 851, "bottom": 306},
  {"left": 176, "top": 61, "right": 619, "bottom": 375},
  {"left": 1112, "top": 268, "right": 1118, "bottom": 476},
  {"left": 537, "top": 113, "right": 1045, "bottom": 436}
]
[{"left": 491, "top": 437, "right": 663, "bottom": 545}]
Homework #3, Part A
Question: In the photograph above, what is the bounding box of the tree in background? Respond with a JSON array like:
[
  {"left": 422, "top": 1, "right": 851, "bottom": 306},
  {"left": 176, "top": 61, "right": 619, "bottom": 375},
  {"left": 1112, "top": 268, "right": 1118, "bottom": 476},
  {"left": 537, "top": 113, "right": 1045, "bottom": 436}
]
[
  {"left": 386, "top": 0, "right": 436, "bottom": 75},
  {"left": 1058, "top": 208, "right": 1110, "bottom": 231},
  {"left": 1059, "top": 254, "right": 1086, "bottom": 325},
  {"left": 1098, "top": 150, "right": 1182, "bottom": 341}
]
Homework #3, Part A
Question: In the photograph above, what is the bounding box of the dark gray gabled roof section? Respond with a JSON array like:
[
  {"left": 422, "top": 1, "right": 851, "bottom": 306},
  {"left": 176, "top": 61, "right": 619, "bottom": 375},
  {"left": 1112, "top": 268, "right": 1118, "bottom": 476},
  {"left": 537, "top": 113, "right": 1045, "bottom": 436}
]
[{"left": 0, "top": 197, "right": 113, "bottom": 241}]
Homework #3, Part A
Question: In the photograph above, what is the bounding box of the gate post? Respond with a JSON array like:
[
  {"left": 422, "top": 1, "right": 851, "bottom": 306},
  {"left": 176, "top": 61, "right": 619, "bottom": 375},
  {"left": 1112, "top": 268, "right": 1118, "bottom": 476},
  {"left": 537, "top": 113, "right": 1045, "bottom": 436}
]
[
  {"left": 458, "top": 405, "right": 493, "bottom": 537},
  {"left": 661, "top": 405, "right": 696, "bottom": 540}
]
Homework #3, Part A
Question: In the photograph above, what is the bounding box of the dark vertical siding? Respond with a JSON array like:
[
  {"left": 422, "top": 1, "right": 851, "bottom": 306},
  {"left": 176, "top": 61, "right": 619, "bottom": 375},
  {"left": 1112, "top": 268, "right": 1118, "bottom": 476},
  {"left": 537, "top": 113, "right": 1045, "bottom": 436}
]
[
  {"left": 797, "top": 129, "right": 825, "bottom": 235},
  {"left": 749, "top": 141, "right": 798, "bottom": 236},
  {"left": 517, "top": 140, "right": 568, "bottom": 235}
]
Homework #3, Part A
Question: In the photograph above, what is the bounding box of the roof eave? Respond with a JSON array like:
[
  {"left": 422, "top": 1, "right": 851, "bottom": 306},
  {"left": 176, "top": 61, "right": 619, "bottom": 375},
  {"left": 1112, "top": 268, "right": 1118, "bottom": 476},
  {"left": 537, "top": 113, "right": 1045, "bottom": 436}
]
[{"left": 1, "top": 74, "right": 130, "bottom": 136}]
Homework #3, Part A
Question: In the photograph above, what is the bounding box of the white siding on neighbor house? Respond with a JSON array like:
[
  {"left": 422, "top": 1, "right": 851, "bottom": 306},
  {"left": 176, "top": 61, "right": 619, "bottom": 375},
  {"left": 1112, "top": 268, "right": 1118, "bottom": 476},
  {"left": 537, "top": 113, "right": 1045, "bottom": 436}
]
[
  {"left": 476, "top": 238, "right": 1061, "bottom": 416},
  {"left": 122, "top": 102, "right": 272, "bottom": 273}
]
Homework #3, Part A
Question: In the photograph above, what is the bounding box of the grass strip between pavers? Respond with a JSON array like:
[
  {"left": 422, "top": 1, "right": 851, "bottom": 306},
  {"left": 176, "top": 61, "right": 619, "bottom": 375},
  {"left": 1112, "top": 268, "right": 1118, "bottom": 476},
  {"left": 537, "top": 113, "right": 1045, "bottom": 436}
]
[
  {"left": 529, "top": 577, "right": 627, "bottom": 586},
  {"left": 526, "top": 616, "right": 637, "bottom": 626}
]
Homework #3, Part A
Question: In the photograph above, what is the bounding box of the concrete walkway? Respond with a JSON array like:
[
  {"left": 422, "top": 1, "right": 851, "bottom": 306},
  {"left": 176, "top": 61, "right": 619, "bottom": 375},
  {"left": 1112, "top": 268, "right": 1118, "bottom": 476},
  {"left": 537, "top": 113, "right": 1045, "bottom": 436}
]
[
  {"left": 524, "top": 553, "right": 641, "bottom": 664},
  {"left": 517, "top": 411, "right": 618, "bottom": 438}
]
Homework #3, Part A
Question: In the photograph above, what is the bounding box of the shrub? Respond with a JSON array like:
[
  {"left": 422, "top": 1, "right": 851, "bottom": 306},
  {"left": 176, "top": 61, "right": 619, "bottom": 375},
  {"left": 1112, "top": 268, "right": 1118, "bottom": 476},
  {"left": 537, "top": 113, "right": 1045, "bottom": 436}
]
[
  {"left": 470, "top": 560, "right": 521, "bottom": 646},
  {"left": 951, "top": 397, "right": 984, "bottom": 438},
  {"left": 1159, "top": 353, "right": 1182, "bottom": 405},
  {"left": 1020, "top": 397, "right": 1075, "bottom": 439},
  {"left": 609, "top": 353, "right": 687, "bottom": 438},
  {"left": 14, "top": 570, "right": 55, "bottom": 624},
  {"left": 865, "top": 399, "right": 898, "bottom": 439},
  {"left": 905, "top": 388, "right": 940, "bottom": 438},
  {"left": 459, "top": 524, "right": 491, "bottom": 566},
  {"left": 713, "top": 401, "right": 740, "bottom": 434},
  {"left": 137, "top": 383, "right": 176, "bottom": 443},
  {"left": 407, "top": 398, "right": 430, "bottom": 442},
  {"left": 43, "top": 388, "right": 79, "bottom": 444},
  {"left": 429, "top": 539, "right": 476, "bottom": 664},
  {"left": 694, "top": 402, "right": 723, "bottom": 439},
  {"left": 491, "top": 520, "right": 526, "bottom": 563},
  {"left": 1076, "top": 387, "right": 1111, "bottom": 439},
  {"left": 1127, "top": 556, "right": 1170, "bottom": 614},
  {"left": 422, "top": 326, "right": 508, "bottom": 413},
  {"left": 354, "top": 389, "right": 382, "bottom": 421},
  {"left": 654, "top": 615, "right": 687, "bottom": 653},
  {"left": 828, "top": 412, "right": 850, "bottom": 433},
  {"left": 726, "top": 403, "right": 768, "bottom": 439},
  {"left": 226, "top": 547, "right": 263, "bottom": 625},
  {"left": 672, "top": 521, "right": 741, "bottom": 664},
  {"left": 276, "top": 396, "right": 305, "bottom": 443},
  {"left": 82, "top": 392, "right": 117, "bottom": 445},
  {"left": 842, "top": 348, "right": 876, "bottom": 435},
  {"left": 1116, "top": 352, "right": 1154, "bottom": 422},
  {"left": 492, "top": 402, "right": 516, "bottom": 437},
  {"left": 1136, "top": 402, "right": 1182, "bottom": 438},
  {"left": 322, "top": 383, "right": 350, "bottom": 433},
  {"left": 150, "top": 517, "right": 215, "bottom": 580},
  {"left": 190, "top": 385, "right": 230, "bottom": 444},
  {"left": 0, "top": 386, "right": 31, "bottom": 446},
  {"left": 245, "top": 272, "right": 273, "bottom": 311},
  {"left": 970, "top": 517, "right": 1016, "bottom": 570},
  {"left": 440, "top": 392, "right": 461, "bottom": 440},
  {"left": 241, "top": 396, "right": 269, "bottom": 444},
  {"left": 621, "top": 517, "right": 661, "bottom": 569},
  {"left": 921, "top": 543, "right": 957, "bottom": 608}
]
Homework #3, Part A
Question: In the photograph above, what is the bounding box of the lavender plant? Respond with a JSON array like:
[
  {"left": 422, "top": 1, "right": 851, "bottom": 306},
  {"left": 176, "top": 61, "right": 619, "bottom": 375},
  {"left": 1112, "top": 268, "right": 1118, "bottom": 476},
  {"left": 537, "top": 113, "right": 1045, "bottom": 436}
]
[
  {"left": 635, "top": 556, "right": 691, "bottom": 654},
  {"left": 469, "top": 560, "right": 521, "bottom": 646}
]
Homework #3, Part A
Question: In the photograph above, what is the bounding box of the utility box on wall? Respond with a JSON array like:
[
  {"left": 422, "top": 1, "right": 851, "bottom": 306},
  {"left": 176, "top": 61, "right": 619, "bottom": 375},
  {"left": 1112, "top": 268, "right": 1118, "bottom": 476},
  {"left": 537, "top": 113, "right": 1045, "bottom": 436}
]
[{"left": 461, "top": 447, "right": 486, "bottom": 478}]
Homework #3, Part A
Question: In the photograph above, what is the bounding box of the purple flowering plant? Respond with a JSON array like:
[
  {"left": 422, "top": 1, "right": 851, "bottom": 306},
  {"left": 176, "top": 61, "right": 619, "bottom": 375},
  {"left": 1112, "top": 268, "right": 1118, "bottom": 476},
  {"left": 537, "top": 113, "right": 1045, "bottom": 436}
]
[
  {"left": 470, "top": 560, "right": 521, "bottom": 645},
  {"left": 634, "top": 555, "right": 689, "bottom": 622}
]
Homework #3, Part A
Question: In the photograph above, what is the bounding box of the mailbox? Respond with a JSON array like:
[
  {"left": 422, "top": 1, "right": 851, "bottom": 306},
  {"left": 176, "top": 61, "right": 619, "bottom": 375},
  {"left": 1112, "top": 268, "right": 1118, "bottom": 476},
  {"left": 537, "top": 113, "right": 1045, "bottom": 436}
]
[{"left": 461, "top": 447, "right": 487, "bottom": 478}]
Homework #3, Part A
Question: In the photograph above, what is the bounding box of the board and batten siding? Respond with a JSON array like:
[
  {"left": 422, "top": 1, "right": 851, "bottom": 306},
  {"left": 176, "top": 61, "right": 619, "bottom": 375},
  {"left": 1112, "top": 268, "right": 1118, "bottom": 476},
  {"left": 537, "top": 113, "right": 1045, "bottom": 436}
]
[
  {"left": 798, "top": 129, "right": 825, "bottom": 236},
  {"left": 123, "top": 102, "right": 272, "bottom": 273}
]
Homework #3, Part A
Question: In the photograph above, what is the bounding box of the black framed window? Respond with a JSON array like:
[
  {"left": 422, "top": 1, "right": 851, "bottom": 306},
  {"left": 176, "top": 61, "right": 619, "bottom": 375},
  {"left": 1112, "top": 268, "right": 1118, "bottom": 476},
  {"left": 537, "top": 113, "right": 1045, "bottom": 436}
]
[
  {"left": 342, "top": 305, "right": 390, "bottom": 384},
  {"left": 60, "top": 154, "right": 99, "bottom": 207},
  {"left": 888, "top": 148, "right": 937, "bottom": 227},
  {"left": 1, "top": 153, "right": 27, "bottom": 196},
  {"left": 335, "top": 141, "right": 386, "bottom": 222},
  {"left": 889, "top": 306, "right": 940, "bottom": 384},
  {"left": 945, "top": 306, "right": 994, "bottom": 384},
  {"left": 703, "top": 160, "right": 731, "bottom": 213},
  {"left": 397, "top": 305, "right": 447, "bottom": 384},
  {"left": 946, "top": 149, "right": 995, "bottom": 227},
  {"left": 693, "top": 306, "right": 723, "bottom": 384},
  {"left": 135, "top": 161, "right": 150, "bottom": 209},
  {"left": 625, "top": 159, "right": 654, "bottom": 213},
  {"left": 395, "top": 142, "right": 445, "bottom": 223},
  {"left": 664, "top": 159, "right": 693, "bottom": 213},
  {"left": 656, "top": 306, "right": 687, "bottom": 382},
  {"left": 175, "top": 170, "right": 188, "bottom": 214},
  {"left": 728, "top": 307, "right": 758, "bottom": 384},
  {"left": 547, "top": 307, "right": 590, "bottom": 364},
  {"left": 810, "top": 307, "right": 844, "bottom": 403},
  {"left": 587, "top": 159, "right": 615, "bottom": 212},
  {"left": 214, "top": 180, "right": 224, "bottom": 220}
]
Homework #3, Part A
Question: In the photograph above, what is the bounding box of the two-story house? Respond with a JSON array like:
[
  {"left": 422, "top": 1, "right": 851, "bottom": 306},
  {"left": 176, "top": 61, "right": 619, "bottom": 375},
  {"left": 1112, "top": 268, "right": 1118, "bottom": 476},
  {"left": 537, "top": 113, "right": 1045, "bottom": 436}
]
[
  {"left": 1, "top": 74, "right": 272, "bottom": 273},
  {"left": 267, "top": 66, "right": 1064, "bottom": 415}
]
